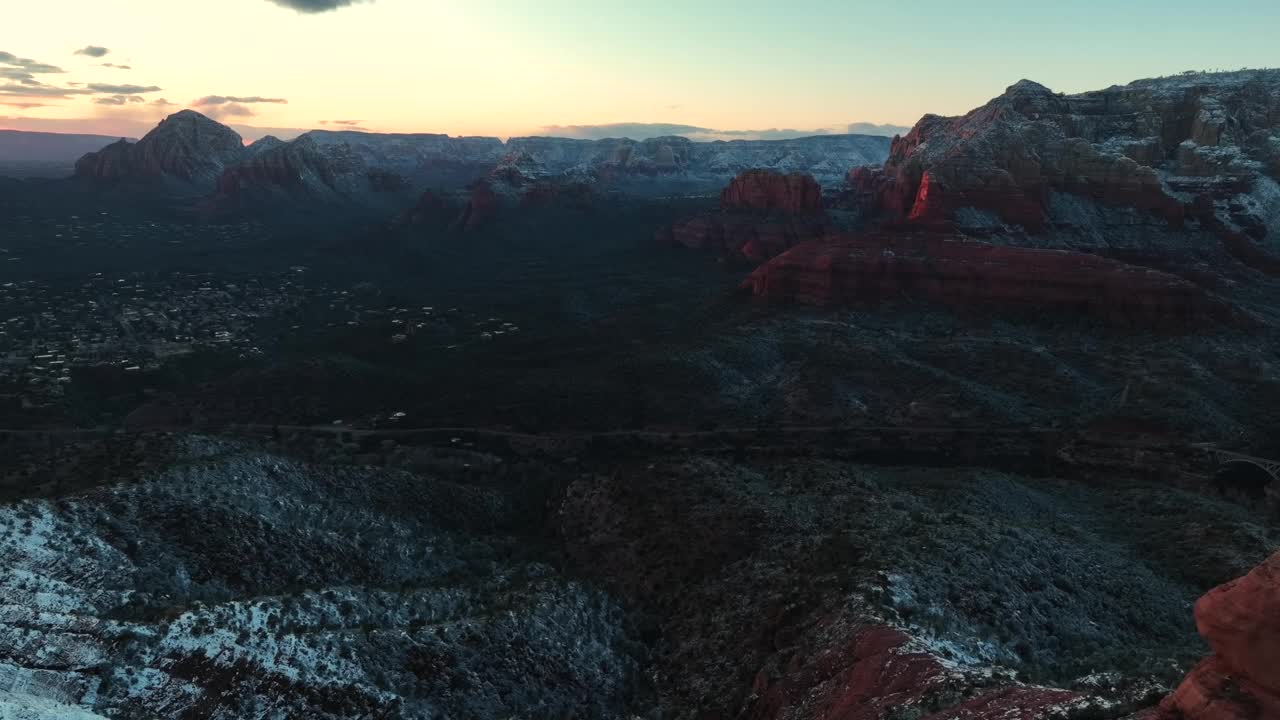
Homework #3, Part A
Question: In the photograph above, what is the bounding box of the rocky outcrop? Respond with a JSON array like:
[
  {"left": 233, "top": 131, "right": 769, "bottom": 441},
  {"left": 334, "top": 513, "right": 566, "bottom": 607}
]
[
  {"left": 720, "top": 169, "right": 823, "bottom": 214},
  {"left": 849, "top": 71, "right": 1280, "bottom": 271},
  {"left": 661, "top": 170, "right": 834, "bottom": 262},
  {"left": 75, "top": 110, "right": 246, "bottom": 189},
  {"left": 392, "top": 189, "right": 460, "bottom": 228},
  {"left": 1157, "top": 550, "right": 1280, "bottom": 719},
  {"left": 742, "top": 232, "right": 1254, "bottom": 330}
]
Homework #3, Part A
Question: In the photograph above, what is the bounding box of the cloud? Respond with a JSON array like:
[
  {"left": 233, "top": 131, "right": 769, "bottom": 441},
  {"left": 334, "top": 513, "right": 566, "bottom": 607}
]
[
  {"left": 0, "top": 101, "right": 52, "bottom": 109},
  {"left": 193, "top": 95, "right": 288, "bottom": 106},
  {"left": 98, "top": 63, "right": 132, "bottom": 70},
  {"left": 94, "top": 94, "right": 147, "bottom": 106},
  {"left": 86, "top": 83, "right": 161, "bottom": 95},
  {"left": 538, "top": 122, "right": 846, "bottom": 142},
  {"left": 536, "top": 121, "right": 912, "bottom": 142},
  {"left": 266, "top": 0, "right": 371, "bottom": 13},
  {"left": 847, "top": 122, "right": 911, "bottom": 137},
  {"left": 74, "top": 46, "right": 110, "bottom": 58},
  {"left": 0, "top": 51, "right": 64, "bottom": 75},
  {"left": 538, "top": 123, "right": 714, "bottom": 140},
  {"left": 319, "top": 119, "right": 362, "bottom": 126},
  {"left": 202, "top": 103, "right": 257, "bottom": 119},
  {"left": 0, "top": 82, "right": 92, "bottom": 98},
  {"left": 151, "top": 98, "right": 177, "bottom": 107}
]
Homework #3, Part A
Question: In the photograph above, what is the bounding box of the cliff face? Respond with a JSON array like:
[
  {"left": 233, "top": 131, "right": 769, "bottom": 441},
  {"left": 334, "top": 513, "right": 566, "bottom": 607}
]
[
  {"left": 1157, "top": 551, "right": 1280, "bottom": 720},
  {"left": 849, "top": 71, "right": 1280, "bottom": 267},
  {"left": 742, "top": 233, "right": 1255, "bottom": 331},
  {"left": 660, "top": 169, "right": 834, "bottom": 262}
]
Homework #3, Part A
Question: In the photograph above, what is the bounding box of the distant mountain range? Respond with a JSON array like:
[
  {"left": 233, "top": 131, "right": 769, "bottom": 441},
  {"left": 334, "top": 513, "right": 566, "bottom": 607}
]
[
  {"left": 61, "top": 110, "right": 893, "bottom": 212},
  {"left": 0, "top": 129, "right": 137, "bottom": 178}
]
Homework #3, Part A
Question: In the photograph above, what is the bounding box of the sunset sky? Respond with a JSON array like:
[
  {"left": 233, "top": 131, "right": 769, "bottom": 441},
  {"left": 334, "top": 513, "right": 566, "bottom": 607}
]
[{"left": 2, "top": 0, "right": 1277, "bottom": 141}]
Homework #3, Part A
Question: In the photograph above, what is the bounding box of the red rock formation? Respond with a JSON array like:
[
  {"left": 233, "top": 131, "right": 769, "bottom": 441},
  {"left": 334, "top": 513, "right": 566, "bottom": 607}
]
[
  {"left": 519, "top": 180, "right": 595, "bottom": 210},
  {"left": 849, "top": 73, "right": 1280, "bottom": 241},
  {"left": 742, "top": 233, "right": 1254, "bottom": 331},
  {"left": 392, "top": 189, "right": 458, "bottom": 228},
  {"left": 721, "top": 169, "right": 823, "bottom": 214},
  {"left": 453, "top": 180, "right": 499, "bottom": 230},
  {"left": 1157, "top": 551, "right": 1280, "bottom": 719},
  {"left": 75, "top": 110, "right": 245, "bottom": 188},
  {"left": 662, "top": 170, "right": 832, "bottom": 262}
]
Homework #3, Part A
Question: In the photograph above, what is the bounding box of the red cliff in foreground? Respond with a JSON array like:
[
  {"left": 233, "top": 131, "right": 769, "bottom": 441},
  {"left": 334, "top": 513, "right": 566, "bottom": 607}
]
[
  {"left": 742, "top": 233, "right": 1254, "bottom": 331},
  {"left": 1157, "top": 551, "right": 1280, "bottom": 720}
]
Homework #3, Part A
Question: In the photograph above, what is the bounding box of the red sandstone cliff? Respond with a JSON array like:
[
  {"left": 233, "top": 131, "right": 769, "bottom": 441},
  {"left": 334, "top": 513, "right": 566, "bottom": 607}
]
[
  {"left": 847, "top": 71, "right": 1280, "bottom": 274},
  {"left": 742, "top": 233, "right": 1255, "bottom": 331},
  {"left": 1157, "top": 550, "right": 1280, "bottom": 720},
  {"left": 661, "top": 169, "right": 833, "bottom": 262}
]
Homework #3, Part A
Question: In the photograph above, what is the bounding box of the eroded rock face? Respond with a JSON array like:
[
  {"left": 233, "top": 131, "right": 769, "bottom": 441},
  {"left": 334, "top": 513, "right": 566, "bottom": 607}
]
[
  {"left": 849, "top": 71, "right": 1280, "bottom": 270},
  {"left": 1158, "top": 550, "right": 1280, "bottom": 719},
  {"left": 721, "top": 169, "right": 823, "bottom": 214},
  {"left": 661, "top": 170, "right": 834, "bottom": 262},
  {"left": 75, "top": 110, "right": 246, "bottom": 189},
  {"left": 741, "top": 233, "right": 1254, "bottom": 330}
]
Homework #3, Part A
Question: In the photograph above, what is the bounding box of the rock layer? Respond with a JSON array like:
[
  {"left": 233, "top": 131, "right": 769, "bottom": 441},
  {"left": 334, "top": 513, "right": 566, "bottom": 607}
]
[{"left": 742, "top": 233, "right": 1253, "bottom": 330}]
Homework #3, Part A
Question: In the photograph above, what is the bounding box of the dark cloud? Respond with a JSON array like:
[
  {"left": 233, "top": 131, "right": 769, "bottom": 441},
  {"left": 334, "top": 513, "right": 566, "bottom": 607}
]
[
  {"left": 0, "top": 101, "right": 51, "bottom": 109},
  {"left": 0, "top": 52, "right": 64, "bottom": 75},
  {"left": 74, "top": 46, "right": 110, "bottom": 58},
  {"left": 847, "top": 122, "right": 911, "bottom": 137},
  {"left": 202, "top": 103, "right": 257, "bottom": 120},
  {"left": 98, "top": 63, "right": 132, "bottom": 70},
  {"left": 86, "top": 83, "right": 162, "bottom": 94},
  {"left": 94, "top": 94, "right": 147, "bottom": 106},
  {"left": 538, "top": 123, "right": 714, "bottom": 140},
  {"left": 0, "top": 82, "right": 92, "bottom": 98},
  {"left": 0, "top": 68, "right": 37, "bottom": 83},
  {"left": 151, "top": 98, "right": 177, "bottom": 107},
  {"left": 710, "top": 127, "right": 840, "bottom": 140},
  {"left": 266, "top": 0, "right": 371, "bottom": 13},
  {"left": 193, "top": 95, "right": 288, "bottom": 106}
]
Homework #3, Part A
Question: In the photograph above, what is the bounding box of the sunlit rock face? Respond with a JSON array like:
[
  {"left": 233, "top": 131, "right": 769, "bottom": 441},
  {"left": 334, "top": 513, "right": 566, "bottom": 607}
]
[
  {"left": 742, "top": 232, "right": 1257, "bottom": 331},
  {"left": 1157, "top": 551, "right": 1280, "bottom": 720}
]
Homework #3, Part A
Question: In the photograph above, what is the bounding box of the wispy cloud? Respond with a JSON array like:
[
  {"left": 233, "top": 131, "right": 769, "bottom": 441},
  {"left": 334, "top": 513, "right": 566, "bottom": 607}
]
[
  {"left": 74, "top": 46, "right": 110, "bottom": 58},
  {"left": 0, "top": 83, "right": 91, "bottom": 98},
  {"left": 319, "top": 119, "right": 362, "bottom": 126},
  {"left": 86, "top": 83, "right": 161, "bottom": 95},
  {"left": 98, "top": 63, "right": 132, "bottom": 70},
  {"left": 536, "top": 121, "right": 910, "bottom": 141},
  {"left": 201, "top": 103, "right": 258, "bottom": 120},
  {"left": 93, "top": 95, "right": 147, "bottom": 106},
  {"left": 0, "top": 51, "right": 63, "bottom": 75},
  {"left": 193, "top": 95, "right": 288, "bottom": 106},
  {"left": 266, "top": 0, "right": 372, "bottom": 13}
]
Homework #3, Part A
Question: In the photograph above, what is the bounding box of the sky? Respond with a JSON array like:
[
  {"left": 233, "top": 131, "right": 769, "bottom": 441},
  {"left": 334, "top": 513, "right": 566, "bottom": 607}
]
[{"left": 1, "top": 0, "right": 1278, "bottom": 142}]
